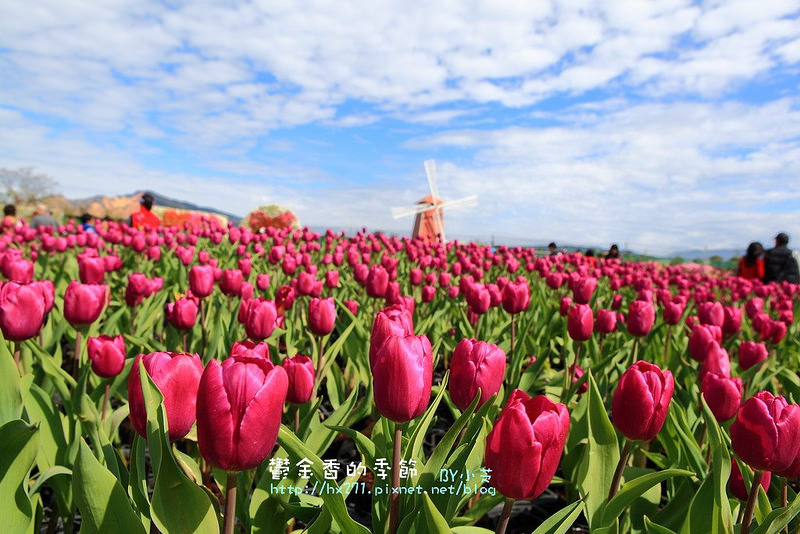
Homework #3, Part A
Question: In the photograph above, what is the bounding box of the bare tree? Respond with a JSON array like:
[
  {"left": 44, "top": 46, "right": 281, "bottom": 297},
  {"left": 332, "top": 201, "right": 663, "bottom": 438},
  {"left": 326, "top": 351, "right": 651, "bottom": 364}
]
[{"left": 0, "top": 167, "right": 59, "bottom": 204}]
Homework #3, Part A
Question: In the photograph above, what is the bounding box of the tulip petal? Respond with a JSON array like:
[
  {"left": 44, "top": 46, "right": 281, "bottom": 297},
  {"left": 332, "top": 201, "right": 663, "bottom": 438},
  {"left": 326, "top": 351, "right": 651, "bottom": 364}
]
[
  {"left": 236, "top": 366, "right": 288, "bottom": 470},
  {"left": 197, "top": 360, "right": 236, "bottom": 470}
]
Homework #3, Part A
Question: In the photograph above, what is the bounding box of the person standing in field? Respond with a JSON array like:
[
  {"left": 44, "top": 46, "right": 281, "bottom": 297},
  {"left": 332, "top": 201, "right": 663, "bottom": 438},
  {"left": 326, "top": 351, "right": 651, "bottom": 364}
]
[
  {"left": 30, "top": 204, "right": 58, "bottom": 230},
  {"left": 764, "top": 233, "right": 799, "bottom": 284},
  {"left": 604, "top": 244, "right": 620, "bottom": 260},
  {"left": 736, "top": 242, "right": 764, "bottom": 280},
  {"left": 129, "top": 193, "right": 160, "bottom": 230}
]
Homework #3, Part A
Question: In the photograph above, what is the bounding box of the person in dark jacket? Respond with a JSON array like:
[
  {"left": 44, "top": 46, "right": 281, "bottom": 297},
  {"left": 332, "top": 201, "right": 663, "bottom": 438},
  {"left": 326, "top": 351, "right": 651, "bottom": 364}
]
[{"left": 764, "top": 232, "right": 800, "bottom": 284}]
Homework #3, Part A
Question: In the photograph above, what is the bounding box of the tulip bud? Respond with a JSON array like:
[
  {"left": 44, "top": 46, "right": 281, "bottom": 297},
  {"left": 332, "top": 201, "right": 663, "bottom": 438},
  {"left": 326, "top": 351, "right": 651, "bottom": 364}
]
[
  {"left": 731, "top": 391, "right": 800, "bottom": 472},
  {"left": 596, "top": 309, "right": 617, "bottom": 334},
  {"left": 366, "top": 265, "right": 389, "bottom": 298},
  {"left": 501, "top": 280, "right": 530, "bottom": 314},
  {"left": 64, "top": 282, "right": 108, "bottom": 326},
  {"left": 572, "top": 277, "right": 597, "bottom": 304},
  {"left": 308, "top": 297, "right": 336, "bottom": 336},
  {"left": 466, "top": 284, "right": 491, "bottom": 315},
  {"left": 244, "top": 298, "right": 278, "bottom": 341},
  {"left": 230, "top": 340, "right": 269, "bottom": 359},
  {"left": 219, "top": 269, "right": 244, "bottom": 296},
  {"left": 0, "top": 281, "right": 49, "bottom": 341},
  {"left": 197, "top": 354, "right": 288, "bottom": 471},
  {"left": 189, "top": 264, "right": 216, "bottom": 298},
  {"left": 745, "top": 298, "right": 763, "bottom": 319},
  {"left": 283, "top": 354, "right": 315, "bottom": 404},
  {"left": 128, "top": 352, "right": 204, "bottom": 441},
  {"left": 369, "top": 304, "right": 414, "bottom": 368},
  {"left": 567, "top": 304, "right": 593, "bottom": 342},
  {"left": 611, "top": 293, "right": 623, "bottom": 311},
  {"left": 559, "top": 296, "right": 572, "bottom": 316},
  {"left": 325, "top": 270, "right": 339, "bottom": 288},
  {"left": 688, "top": 324, "right": 722, "bottom": 362},
  {"left": 730, "top": 459, "right": 771, "bottom": 501},
  {"left": 344, "top": 299, "right": 359, "bottom": 316},
  {"left": 569, "top": 364, "right": 588, "bottom": 394},
  {"left": 698, "top": 343, "right": 730, "bottom": 382},
  {"left": 167, "top": 297, "right": 198, "bottom": 331},
  {"left": 738, "top": 341, "right": 768, "bottom": 370},
  {"left": 701, "top": 373, "right": 742, "bottom": 422},
  {"left": 421, "top": 285, "right": 436, "bottom": 302},
  {"left": 698, "top": 301, "right": 724, "bottom": 327},
  {"left": 612, "top": 361, "right": 674, "bottom": 441},
  {"left": 78, "top": 256, "right": 106, "bottom": 284},
  {"left": 275, "top": 285, "right": 296, "bottom": 313},
  {"left": 372, "top": 334, "right": 433, "bottom": 423},
  {"left": 2, "top": 257, "right": 33, "bottom": 284},
  {"left": 663, "top": 301, "right": 684, "bottom": 325},
  {"left": 87, "top": 334, "right": 126, "bottom": 378},
  {"left": 297, "top": 271, "right": 317, "bottom": 296},
  {"left": 125, "top": 273, "right": 163, "bottom": 307},
  {"left": 449, "top": 338, "right": 506, "bottom": 410},
  {"left": 485, "top": 390, "right": 570, "bottom": 500},
  {"left": 722, "top": 306, "right": 742, "bottom": 337},
  {"left": 256, "top": 273, "right": 270, "bottom": 292},
  {"left": 627, "top": 300, "right": 655, "bottom": 337}
]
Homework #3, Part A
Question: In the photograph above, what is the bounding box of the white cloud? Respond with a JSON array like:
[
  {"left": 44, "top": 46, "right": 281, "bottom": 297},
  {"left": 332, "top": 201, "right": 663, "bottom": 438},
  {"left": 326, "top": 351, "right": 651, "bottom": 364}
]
[{"left": 1, "top": 1, "right": 799, "bottom": 255}]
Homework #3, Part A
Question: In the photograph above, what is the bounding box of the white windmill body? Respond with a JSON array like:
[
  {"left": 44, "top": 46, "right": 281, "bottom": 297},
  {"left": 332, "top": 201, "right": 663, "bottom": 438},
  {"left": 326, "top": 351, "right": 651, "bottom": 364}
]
[{"left": 391, "top": 160, "right": 478, "bottom": 244}]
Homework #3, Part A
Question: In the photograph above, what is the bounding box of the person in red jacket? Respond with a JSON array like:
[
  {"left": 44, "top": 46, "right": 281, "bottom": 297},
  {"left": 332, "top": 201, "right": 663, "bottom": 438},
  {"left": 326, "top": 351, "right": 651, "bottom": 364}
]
[
  {"left": 129, "top": 193, "right": 160, "bottom": 230},
  {"left": 737, "top": 242, "right": 764, "bottom": 279}
]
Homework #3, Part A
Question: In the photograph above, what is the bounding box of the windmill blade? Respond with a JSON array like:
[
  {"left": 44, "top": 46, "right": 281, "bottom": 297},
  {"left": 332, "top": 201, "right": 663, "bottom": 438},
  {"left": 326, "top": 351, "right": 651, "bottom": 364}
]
[
  {"left": 437, "top": 195, "right": 478, "bottom": 211},
  {"left": 391, "top": 204, "right": 434, "bottom": 219},
  {"left": 423, "top": 159, "right": 440, "bottom": 200}
]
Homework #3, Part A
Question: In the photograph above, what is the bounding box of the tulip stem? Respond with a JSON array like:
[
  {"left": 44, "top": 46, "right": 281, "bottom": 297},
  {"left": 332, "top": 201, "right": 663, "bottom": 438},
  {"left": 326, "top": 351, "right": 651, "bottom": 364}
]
[
  {"left": 73, "top": 330, "right": 82, "bottom": 380},
  {"left": 782, "top": 479, "right": 789, "bottom": 534},
  {"left": 102, "top": 383, "right": 109, "bottom": 420},
  {"left": 200, "top": 299, "right": 207, "bottom": 356},
  {"left": 629, "top": 337, "right": 639, "bottom": 367},
  {"left": 312, "top": 336, "right": 326, "bottom": 404},
  {"left": 741, "top": 470, "right": 763, "bottom": 534},
  {"left": 510, "top": 316, "right": 515, "bottom": 359},
  {"left": 224, "top": 471, "right": 238, "bottom": 534},
  {"left": 608, "top": 439, "right": 633, "bottom": 501},
  {"left": 663, "top": 325, "right": 672, "bottom": 368},
  {"left": 389, "top": 424, "right": 402, "bottom": 534},
  {"left": 495, "top": 498, "right": 514, "bottom": 534},
  {"left": 561, "top": 344, "right": 581, "bottom": 403}
]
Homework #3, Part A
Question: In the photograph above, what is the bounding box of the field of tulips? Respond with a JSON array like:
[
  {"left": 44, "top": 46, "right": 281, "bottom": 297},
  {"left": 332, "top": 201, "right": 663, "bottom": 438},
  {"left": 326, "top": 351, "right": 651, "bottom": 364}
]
[{"left": 2, "top": 217, "right": 800, "bottom": 534}]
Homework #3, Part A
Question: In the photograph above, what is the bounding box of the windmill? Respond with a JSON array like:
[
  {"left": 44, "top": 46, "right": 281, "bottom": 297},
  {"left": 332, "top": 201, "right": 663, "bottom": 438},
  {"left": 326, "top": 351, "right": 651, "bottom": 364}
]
[{"left": 391, "top": 160, "right": 478, "bottom": 243}]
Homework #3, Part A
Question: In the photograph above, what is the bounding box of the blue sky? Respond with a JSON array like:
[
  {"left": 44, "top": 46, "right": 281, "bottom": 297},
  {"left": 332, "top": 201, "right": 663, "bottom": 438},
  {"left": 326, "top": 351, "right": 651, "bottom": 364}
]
[{"left": 1, "top": 0, "right": 799, "bottom": 255}]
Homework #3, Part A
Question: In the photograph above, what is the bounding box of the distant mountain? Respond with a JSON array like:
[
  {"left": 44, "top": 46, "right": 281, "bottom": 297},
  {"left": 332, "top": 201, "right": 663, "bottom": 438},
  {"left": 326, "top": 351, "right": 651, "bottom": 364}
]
[
  {"left": 670, "top": 248, "right": 742, "bottom": 261},
  {"left": 140, "top": 191, "right": 242, "bottom": 224},
  {"left": 54, "top": 191, "right": 242, "bottom": 224}
]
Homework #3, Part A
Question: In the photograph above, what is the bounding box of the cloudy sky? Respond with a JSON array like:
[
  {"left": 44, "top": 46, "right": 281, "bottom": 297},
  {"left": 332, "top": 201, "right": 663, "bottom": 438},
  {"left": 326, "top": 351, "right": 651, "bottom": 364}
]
[{"left": 1, "top": 0, "right": 799, "bottom": 255}]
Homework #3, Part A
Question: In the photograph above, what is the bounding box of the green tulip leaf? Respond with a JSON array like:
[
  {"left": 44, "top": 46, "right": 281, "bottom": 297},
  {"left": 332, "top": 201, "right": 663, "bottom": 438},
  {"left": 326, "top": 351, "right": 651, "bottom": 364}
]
[
  {"left": 0, "top": 419, "right": 39, "bottom": 534},
  {"left": 139, "top": 360, "right": 220, "bottom": 534},
  {"left": 0, "top": 336, "right": 23, "bottom": 425},
  {"left": 699, "top": 397, "right": 733, "bottom": 532},
  {"left": 752, "top": 489, "right": 800, "bottom": 534},
  {"left": 644, "top": 515, "right": 678, "bottom": 534},
  {"left": 576, "top": 371, "right": 619, "bottom": 528},
  {"left": 73, "top": 439, "right": 145, "bottom": 534},
  {"left": 420, "top": 491, "right": 451, "bottom": 533},
  {"left": 277, "top": 425, "right": 371, "bottom": 534},
  {"left": 531, "top": 498, "right": 584, "bottom": 534},
  {"left": 599, "top": 469, "right": 693, "bottom": 526}
]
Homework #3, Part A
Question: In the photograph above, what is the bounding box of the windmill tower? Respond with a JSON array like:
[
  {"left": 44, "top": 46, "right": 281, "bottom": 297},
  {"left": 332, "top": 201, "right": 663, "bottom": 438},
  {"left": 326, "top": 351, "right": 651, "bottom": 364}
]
[{"left": 391, "top": 160, "right": 478, "bottom": 243}]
